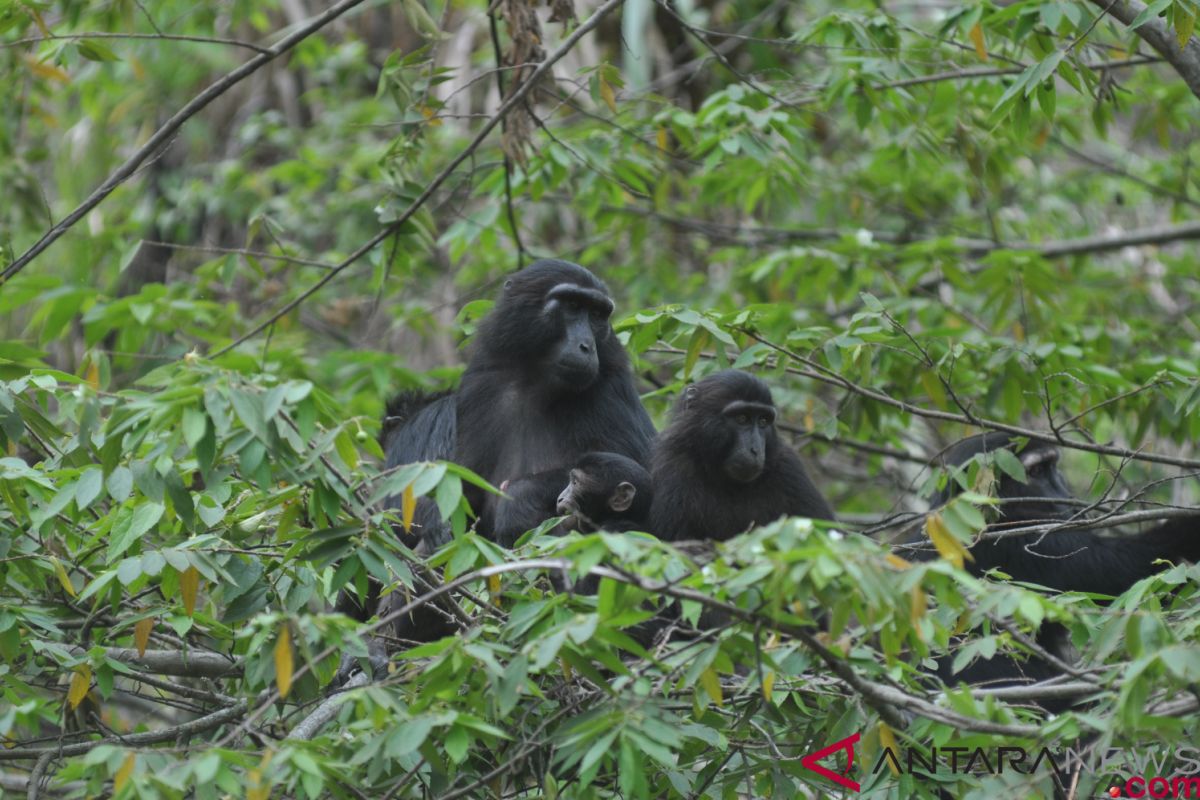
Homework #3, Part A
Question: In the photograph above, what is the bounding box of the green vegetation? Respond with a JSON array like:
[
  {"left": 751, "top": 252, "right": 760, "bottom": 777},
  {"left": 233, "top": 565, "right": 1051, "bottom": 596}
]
[{"left": 1, "top": 0, "right": 1199, "bottom": 796}]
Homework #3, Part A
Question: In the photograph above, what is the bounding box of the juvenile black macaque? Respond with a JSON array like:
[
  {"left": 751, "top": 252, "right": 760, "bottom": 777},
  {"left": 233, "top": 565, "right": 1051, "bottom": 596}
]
[
  {"left": 649, "top": 370, "right": 834, "bottom": 541},
  {"left": 491, "top": 451, "right": 653, "bottom": 545},
  {"left": 555, "top": 451, "right": 653, "bottom": 534},
  {"left": 905, "top": 432, "right": 1200, "bottom": 708}
]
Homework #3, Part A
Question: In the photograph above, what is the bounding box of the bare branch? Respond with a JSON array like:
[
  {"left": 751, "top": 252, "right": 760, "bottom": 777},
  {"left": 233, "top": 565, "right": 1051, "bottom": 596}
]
[
  {"left": 1088, "top": 0, "right": 1200, "bottom": 100},
  {"left": 211, "top": 0, "right": 628, "bottom": 357},
  {"left": 1, "top": 0, "right": 370, "bottom": 285},
  {"left": 0, "top": 701, "right": 248, "bottom": 761},
  {"left": 66, "top": 646, "right": 242, "bottom": 678},
  {"left": 289, "top": 670, "right": 371, "bottom": 740},
  {"left": 604, "top": 204, "right": 1200, "bottom": 257},
  {"left": 2, "top": 31, "right": 271, "bottom": 54}
]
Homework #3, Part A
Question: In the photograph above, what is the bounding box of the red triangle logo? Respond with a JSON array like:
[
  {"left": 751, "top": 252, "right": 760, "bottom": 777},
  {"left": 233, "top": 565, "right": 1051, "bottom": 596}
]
[{"left": 801, "top": 732, "right": 861, "bottom": 792}]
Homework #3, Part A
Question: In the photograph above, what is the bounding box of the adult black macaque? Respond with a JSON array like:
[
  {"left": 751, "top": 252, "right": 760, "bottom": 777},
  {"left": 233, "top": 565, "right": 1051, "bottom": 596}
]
[
  {"left": 350, "top": 260, "right": 657, "bottom": 650},
  {"left": 383, "top": 259, "right": 656, "bottom": 549},
  {"left": 492, "top": 451, "right": 653, "bottom": 545},
  {"left": 907, "top": 432, "right": 1200, "bottom": 706},
  {"left": 910, "top": 432, "right": 1200, "bottom": 594},
  {"left": 648, "top": 370, "right": 835, "bottom": 541}
]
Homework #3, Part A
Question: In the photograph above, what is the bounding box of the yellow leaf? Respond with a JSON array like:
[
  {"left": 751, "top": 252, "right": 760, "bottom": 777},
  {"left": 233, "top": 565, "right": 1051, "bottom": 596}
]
[
  {"left": 247, "top": 768, "right": 269, "bottom": 800},
  {"left": 969, "top": 22, "right": 988, "bottom": 61},
  {"left": 487, "top": 574, "right": 503, "bottom": 607},
  {"left": 924, "top": 512, "right": 972, "bottom": 570},
  {"left": 420, "top": 104, "right": 443, "bottom": 127},
  {"left": 598, "top": 76, "right": 617, "bottom": 114},
  {"left": 560, "top": 657, "right": 573, "bottom": 682},
  {"left": 68, "top": 665, "right": 91, "bottom": 710},
  {"left": 970, "top": 466, "right": 995, "bottom": 497},
  {"left": 114, "top": 752, "right": 136, "bottom": 793},
  {"left": 49, "top": 556, "right": 76, "bottom": 597},
  {"left": 656, "top": 126, "right": 668, "bottom": 152},
  {"left": 765, "top": 632, "right": 780, "bottom": 650},
  {"left": 401, "top": 485, "right": 416, "bottom": 533},
  {"left": 180, "top": 566, "right": 200, "bottom": 617},
  {"left": 85, "top": 360, "right": 100, "bottom": 390},
  {"left": 878, "top": 723, "right": 900, "bottom": 775},
  {"left": 275, "top": 625, "right": 294, "bottom": 699},
  {"left": 29, "top": 8, "right": 51, "bottom": 36},
  {"left": 23, "top": 55, "right": 70, "bottom": 83},
  {"left": 910, "top": 586, "right": 927, "bottom": 639},
  {"left": 885, "top": 553, "right": 912, "bottom": 570},
  {"left": 804, "top": 396, "right": 815, "bottom": 433},
  {"left": 1178, "top": 9, "right": 1195, "bottom": 48},
  {"left": 762, "top": 669, "right": 776, "bottom": 703},
  {"left": 134, "top": 618, "right": 154, "bottom": 657},
  {"left": 699, "top": 667, "right": 723, "bottom": 707}
]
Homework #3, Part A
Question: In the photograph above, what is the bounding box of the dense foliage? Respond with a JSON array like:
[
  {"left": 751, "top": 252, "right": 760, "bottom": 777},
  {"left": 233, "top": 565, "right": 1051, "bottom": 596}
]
[{"left": 2, "top": 0, "right": 1199, "bottom": 797}]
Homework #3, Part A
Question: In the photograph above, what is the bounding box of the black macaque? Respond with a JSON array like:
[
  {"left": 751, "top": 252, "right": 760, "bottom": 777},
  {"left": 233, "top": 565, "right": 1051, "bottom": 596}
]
[
  {"left": 906, "top": 432, "right": 1200, "bottom": 708},
  {"left": 557, "top": 451, "right": 653, "bottom": 533},
  {"left": 349, "top": 260, "right": 657, "bottom": 649},
  {"left": 491, "top": 451, "right": 653, "bottom": 546},
  {"left": 383, "top": 259, "right": 656, "bottom": 549},
  {"left": 910, "top": 432, "right": 1200, "bottom": 595},
  {"left": 648, "top": 370, "right": 834, "bottom": 541}
]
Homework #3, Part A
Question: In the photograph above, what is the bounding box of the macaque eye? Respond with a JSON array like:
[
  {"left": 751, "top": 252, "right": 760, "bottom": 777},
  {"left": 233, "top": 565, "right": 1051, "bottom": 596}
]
[
  {"left": 565, "top": 299, "right": 582, "bottom": 312},
  {"left": 757, "top": 416, "right": 770, "bottom": 427},
  {"left": 736, "top": 413, "right": 749, "bottom": 425}
]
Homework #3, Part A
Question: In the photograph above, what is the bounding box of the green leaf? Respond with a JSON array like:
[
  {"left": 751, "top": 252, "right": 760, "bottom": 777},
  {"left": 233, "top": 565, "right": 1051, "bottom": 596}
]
[
  {"left": 107, "top": 466, "right": 133, "bottom": 503},
  {"left": 75, "top": 467, "right": 103, "bottom": 510},
  {"left": 108, "top": 502, "right": 165, "bottom": 562}
]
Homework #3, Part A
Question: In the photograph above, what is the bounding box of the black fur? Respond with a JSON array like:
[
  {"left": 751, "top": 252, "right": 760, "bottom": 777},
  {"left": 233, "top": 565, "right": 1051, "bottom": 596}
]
[
  {"left": 560, "top": 452, "right": 653, "bottom": 533},
  {"left": 491, "top": 452, "right": 653, "bottom": 546},
  {"left": 910, "top": 432, "right": 1200, "bottom": 708},
  {"left": 648, "top": 370, "right": 834, "bottom": 541},
  {"left": 378, "top": 260, "right": 655, "bottom": 548},
  {"left": 450, "top": 260, "right": 656, "bottom": 543},
  {"left": 369, "top": 261, "right": 656, "bottom": 643},
  {"left": 914, "top": 432, "right": 1200, "bottom": 593}
]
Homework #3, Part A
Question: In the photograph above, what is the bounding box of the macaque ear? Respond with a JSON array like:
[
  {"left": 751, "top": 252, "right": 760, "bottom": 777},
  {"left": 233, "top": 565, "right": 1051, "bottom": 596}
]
[{"left": 608, "top": 482, "right": 636, "bottom": 513}]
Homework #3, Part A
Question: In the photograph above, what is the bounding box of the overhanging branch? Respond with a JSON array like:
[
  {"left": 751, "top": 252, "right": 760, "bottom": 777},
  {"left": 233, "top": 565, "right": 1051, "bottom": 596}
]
[
  {"left": 1088, "top": 0, "right": 1200, "bottom": 100},
  {"left": 0, "top": 0, "right": 371, "bottom": 286}
]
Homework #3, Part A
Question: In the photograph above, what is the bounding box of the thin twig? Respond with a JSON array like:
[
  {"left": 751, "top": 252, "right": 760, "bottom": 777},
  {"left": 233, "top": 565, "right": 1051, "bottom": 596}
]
[
  {"left": 211, "top": 0, "right": 627, "bottom": 357},
  {"left": 2, "top": 31, "right": 271, "bottom": 54},
  {"left": 1, "top": 0, "right": 370, "bottom": 284}
]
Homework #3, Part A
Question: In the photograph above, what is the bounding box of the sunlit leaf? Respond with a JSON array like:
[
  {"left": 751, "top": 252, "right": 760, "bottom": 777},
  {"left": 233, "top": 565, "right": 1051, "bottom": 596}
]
[
  {"left": 114, "top": 752, "right": 136, "bottom": 792},
  {"left": 68, "top": 665, "right": 91, "bottom": 710},
  {"left": 134, "top": 618, "right": 154, "bottom": 657},
  {"left": 49, "top": 556, "right": 76, "bottom": 597},
  {"left": 275, "top": 624, "right": 294, "bottom": 698},
  {"left": 180, "top": 566, "right": 200, "bottom": 617}
]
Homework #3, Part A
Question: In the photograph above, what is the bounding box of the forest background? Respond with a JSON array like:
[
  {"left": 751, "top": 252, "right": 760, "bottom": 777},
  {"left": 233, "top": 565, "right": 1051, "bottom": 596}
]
[{"left": 2, "top": 0, "right": 1200, "bottom": 796}]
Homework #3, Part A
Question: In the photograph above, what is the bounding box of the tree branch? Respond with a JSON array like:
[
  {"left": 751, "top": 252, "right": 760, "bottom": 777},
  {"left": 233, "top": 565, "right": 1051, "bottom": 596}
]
[
  {"left": 1088, "top": 0, "right": 1200, "bottom": 100},
  {"left": 289, "top": 670, "right": 371, "bottom": 740},
  {"left": 66, "top": 646, "right": 242, "bottom": 678},
  {"left": 211, "top": 0, "right": 627, "bottom": 357},
  {"left": 746, "top": 331, "right": 1200, "bottom": 469},
  {"left": 1, "top": 0, "right": 370, "bottom": 285},
  {"left": 0, "top": 701, "right": 248, "bottom": 761},
  {"left": 605, "top": 204, "right": 1200, "bottom": 257}
]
